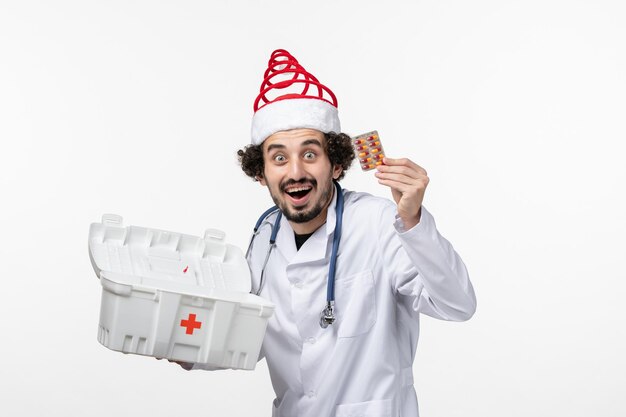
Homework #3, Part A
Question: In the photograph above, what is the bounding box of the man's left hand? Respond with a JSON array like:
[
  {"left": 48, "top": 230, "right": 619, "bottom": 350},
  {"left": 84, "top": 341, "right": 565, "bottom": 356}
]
[{"left": 375, "top": 157, "right": 429, "bottom": 230}]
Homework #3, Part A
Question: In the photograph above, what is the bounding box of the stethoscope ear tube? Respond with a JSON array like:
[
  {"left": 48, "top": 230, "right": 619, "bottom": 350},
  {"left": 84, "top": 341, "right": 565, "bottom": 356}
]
[
  {"left": 246, "top": 206, "right": 279, "bottom": 260},
  {"left": 252, "top": 210, "right": 282, "bottom": 296},
  {"left": 255, "top": 206, "right": 280, "bottom": 232}
]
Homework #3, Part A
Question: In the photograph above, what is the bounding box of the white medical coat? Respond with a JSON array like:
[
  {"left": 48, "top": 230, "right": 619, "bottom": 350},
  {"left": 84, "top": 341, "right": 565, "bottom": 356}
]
[{"left": 205, "top": 188, "right": 476, "bottom": 417}]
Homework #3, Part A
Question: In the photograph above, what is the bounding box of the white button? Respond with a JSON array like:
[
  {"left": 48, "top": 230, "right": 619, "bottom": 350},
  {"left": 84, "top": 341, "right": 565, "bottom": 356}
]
[
  {"left": 307, "top": 390, "right": 316, "bottom": 398},
  {"left": 293, "top": 281, "right": 303, "bottom": 288},
  {"left": 305, "top": 337, "right": 316, "bottom": 344}
]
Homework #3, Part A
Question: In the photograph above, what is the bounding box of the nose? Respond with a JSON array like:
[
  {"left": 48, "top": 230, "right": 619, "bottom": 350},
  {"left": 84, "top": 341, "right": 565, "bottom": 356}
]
[{"left": 288, "top": 158, "right": 306, "bottom": 180}]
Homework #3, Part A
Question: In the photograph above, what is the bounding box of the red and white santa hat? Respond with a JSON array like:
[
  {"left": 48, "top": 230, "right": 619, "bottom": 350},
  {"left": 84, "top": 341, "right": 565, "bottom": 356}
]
[{"left": 251, "top": 49, "right": 341, "bottom": 145}]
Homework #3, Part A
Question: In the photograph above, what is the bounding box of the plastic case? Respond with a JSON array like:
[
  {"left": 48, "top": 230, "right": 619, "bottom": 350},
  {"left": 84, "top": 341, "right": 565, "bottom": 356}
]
[{"left": 88, "top": 214, "right": 274, "bottom": 370}]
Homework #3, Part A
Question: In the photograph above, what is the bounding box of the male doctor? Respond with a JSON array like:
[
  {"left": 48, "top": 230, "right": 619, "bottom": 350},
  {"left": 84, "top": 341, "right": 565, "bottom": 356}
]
[{"left": 196, "top": 49, "right": 476, "bottom": 417}]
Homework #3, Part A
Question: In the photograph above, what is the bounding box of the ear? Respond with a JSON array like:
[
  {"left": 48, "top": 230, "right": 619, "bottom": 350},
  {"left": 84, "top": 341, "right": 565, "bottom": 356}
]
[
  {"left": 332, "top": 164, "right": 343, "bottom": 180},
  {"left": 256, "top": 174, "right": 267, "bottom": 186}
]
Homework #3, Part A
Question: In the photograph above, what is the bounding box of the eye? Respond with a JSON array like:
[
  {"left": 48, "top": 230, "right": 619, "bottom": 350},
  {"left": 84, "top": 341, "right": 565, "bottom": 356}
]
[
  {"left": 303, "top": 151, "right": 316, "bottom": 160},
  {"left": 273, "top": 154, "right": 286, "bottom": 163}
]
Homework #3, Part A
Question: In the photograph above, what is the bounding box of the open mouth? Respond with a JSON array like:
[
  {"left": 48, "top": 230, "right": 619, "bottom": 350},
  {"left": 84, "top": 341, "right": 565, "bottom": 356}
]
[{"left": 284, "top": 185, "right": 313, "bottom": 205}]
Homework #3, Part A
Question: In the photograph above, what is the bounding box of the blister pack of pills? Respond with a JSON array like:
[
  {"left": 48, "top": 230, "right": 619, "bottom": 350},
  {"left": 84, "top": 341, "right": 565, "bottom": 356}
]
[{"left": 351, "top": 130, "right": 386, "bottom": 171}]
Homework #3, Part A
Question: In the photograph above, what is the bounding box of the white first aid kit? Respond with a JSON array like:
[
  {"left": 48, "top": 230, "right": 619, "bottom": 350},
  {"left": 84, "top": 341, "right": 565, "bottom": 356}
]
[{"left": 88, "top": 214, "right": 274, "bottom": 370}]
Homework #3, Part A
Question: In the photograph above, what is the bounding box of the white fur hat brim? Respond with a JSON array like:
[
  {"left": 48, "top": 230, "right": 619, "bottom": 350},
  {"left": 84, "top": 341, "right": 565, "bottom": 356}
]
[{"left": 251, "top": 98, "right": 341, "bottom": 145}]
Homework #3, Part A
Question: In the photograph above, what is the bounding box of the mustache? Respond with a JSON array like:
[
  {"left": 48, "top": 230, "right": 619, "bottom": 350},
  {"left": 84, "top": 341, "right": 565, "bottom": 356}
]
[{"left": 280, "top": 178, "right": 317, "bottom": 192}]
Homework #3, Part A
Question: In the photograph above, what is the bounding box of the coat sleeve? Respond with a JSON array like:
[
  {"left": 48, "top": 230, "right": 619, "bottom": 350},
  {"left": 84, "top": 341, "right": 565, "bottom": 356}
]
[{"left": 381, "top": 203, "right": 477, "bottom": 321}]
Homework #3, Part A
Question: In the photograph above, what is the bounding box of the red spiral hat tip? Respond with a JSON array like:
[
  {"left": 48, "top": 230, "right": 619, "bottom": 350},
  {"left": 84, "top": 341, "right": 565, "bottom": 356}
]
[{"left": 253, "top": 49, "right": 338, "bottom": 112}]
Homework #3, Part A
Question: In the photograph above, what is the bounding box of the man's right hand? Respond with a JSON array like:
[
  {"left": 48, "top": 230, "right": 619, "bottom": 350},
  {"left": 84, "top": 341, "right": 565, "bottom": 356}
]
[
  {"left": 155, "top": 357, "right": 194, "bottom": 371},
  {"left": 169, "top": 359, "right": 194, "bottom": 370}
]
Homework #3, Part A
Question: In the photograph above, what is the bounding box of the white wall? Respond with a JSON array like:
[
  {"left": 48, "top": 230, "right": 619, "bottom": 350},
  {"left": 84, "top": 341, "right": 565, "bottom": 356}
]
[{"left": 1, "top": 1, "right": 624, "bottom": 416}]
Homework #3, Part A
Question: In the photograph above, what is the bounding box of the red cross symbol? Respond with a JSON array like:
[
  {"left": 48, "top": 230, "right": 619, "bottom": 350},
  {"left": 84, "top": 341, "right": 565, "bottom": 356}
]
[{"left": 180, "top": 313, "right": 202, "bottom": 335}]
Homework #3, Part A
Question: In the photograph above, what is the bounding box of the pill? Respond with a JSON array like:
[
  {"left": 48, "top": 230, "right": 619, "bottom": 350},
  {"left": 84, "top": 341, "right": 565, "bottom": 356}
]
[
  {"left": 358, "top": 152, "right": 367, "bottom": 157},
  {"left": 356, "top": 145, "right": 369, "bottom": 151},
  {"left": 362, "top": 164, "right": 375, "bottom": 169},
  {"left": 371, "top": 148, "right": 381, "bottom": 153},
  {"left": 360, "top": 157, "right": 372, "bottom": 163}
]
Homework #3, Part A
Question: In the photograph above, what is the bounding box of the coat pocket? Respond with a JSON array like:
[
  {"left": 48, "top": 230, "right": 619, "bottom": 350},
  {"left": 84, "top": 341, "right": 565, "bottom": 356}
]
[
  {"left": 334, "top": 398, "right": 392, "bottom": 417},
  {"left": 335, "top": 269, "right": 376, "bottom": 338}
]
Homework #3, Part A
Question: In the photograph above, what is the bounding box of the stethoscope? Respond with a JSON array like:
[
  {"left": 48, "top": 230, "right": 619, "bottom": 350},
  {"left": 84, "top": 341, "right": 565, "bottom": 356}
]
[{"left": 246, "top": 181, "right": 344, "bottom": 329}]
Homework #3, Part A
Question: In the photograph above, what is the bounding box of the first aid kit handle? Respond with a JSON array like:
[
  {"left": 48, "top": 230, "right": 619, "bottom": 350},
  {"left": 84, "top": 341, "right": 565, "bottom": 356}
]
[
  {"left": 101, "top": 213, "right": 123, "bottom": 226},
  {"left": 204, "top": 229, "right": 225, "bottom": 241}
]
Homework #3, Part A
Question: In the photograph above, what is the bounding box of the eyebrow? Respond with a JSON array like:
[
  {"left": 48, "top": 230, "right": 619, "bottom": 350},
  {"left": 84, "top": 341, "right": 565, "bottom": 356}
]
[
  {"left": 266, "top": 143, "right": 286, "bottom": 153},
  {"left": 301, "top": 139, "right": 323, "bottom": 148},
  {"left": 266, "top": 138, "right": 323, "bottom": 153}
]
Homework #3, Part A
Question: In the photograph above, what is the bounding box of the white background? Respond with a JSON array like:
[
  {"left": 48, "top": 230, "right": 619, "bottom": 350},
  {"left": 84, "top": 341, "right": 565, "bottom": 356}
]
[{"left": 1, "top": 0, "right": 625, "bottom": 416}]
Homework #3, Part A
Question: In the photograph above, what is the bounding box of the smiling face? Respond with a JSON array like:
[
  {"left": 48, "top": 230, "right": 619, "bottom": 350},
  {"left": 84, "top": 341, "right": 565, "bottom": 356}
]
[{"left": 258, "top": 128, "right": 343, "bottom": 234}]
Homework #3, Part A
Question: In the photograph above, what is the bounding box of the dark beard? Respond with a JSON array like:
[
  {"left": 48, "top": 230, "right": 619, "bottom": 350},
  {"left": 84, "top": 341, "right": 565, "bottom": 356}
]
[{"left": 272, "top": 178, "right": 334, "bottom": 224}]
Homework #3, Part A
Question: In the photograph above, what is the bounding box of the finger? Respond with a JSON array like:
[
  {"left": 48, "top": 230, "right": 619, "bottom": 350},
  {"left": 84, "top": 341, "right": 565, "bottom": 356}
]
[
  {"left": 376, "top": 164, "right": 423, "bottom": 179},
  {"left": 376, "top": 177, "right": 416, "bottom": 193},
  {"left": 375, "top": 172, "right": 418, "bottom": 185},
  {"left": 375, "top": 172, "right": 429, "bottom": 188},
  {"left": 382, "top": 157, "right": 427, "bottom": 175}
]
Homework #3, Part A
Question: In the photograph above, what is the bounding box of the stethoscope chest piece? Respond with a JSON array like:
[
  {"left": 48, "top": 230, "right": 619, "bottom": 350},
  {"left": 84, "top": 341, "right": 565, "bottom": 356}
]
[{"left": 319, "top": 301, "right": 336, "bottom": 328}]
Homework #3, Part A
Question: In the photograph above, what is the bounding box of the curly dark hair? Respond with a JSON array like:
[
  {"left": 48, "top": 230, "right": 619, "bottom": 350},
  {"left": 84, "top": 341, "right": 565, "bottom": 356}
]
[{"left": 237, "top": 132, "right": 355, "bottom": 181}]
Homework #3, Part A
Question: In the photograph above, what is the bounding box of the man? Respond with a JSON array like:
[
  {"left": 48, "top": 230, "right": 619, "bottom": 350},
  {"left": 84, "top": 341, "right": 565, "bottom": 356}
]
[{"left": 197, "top": 49, "right": 476, "bottom": 417}]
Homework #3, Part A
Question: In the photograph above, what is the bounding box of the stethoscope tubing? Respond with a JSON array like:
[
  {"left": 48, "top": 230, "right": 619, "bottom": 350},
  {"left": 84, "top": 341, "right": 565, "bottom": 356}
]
[
  {"left": 326, "top": 181, "right": 344, "bottom": 308},
  {"left": 248, "top": 181, "right": 344, "bottom": 327}
]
